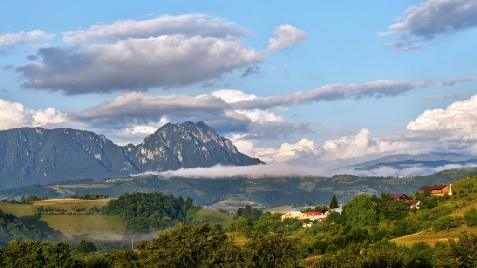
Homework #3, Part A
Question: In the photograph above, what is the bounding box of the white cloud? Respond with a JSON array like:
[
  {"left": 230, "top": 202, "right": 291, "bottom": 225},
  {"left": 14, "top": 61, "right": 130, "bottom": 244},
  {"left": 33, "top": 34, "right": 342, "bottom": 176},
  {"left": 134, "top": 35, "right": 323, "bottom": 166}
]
[
  {"left": 62, "top": 14, "right": 247, "bottom": 43},
  {"left": 254, "top": 138, "right": 317, "bottom": 163},
  {"left": 407, "top": 95, "right": 477, "bottom": 132},
  {"left": 381, "top": 0, "right": 477, "bottom": 50},
  {"left": 211, "top": 89, "right": 257, "bottom": 103},
  {"left": 151, "top": 163, "right": 330, "bottom": 178},
  {"left": 30, "top": 107, "right": 67, "bottom": 127},
  {"left": 267, "top": 24, "right": 306, "bottom": 52},
  {"left": 0, "top": 30, "right": 55, "bottom": 46},
  {"left": 0, "top": 99, "right": 66, "bottom": 129},
  {"left": 114, "top": 116, "right": 170, "bottom": 145},
  {"left": 321, "top": 129, "right": 412, "bottom": 161}
]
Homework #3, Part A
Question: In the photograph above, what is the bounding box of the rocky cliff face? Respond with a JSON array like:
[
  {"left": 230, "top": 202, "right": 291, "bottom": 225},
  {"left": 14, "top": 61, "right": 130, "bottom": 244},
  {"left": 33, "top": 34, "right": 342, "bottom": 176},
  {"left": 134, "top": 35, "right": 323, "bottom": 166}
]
[{"left": 0, "top": 122, "right": 263, "bottom": 189}]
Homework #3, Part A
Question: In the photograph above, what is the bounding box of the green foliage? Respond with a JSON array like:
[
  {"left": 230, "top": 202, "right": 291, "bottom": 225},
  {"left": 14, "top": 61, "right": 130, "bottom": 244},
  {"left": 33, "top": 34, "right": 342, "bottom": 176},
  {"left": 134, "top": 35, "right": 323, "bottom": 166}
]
[
  {"left": 373, "top": 192, "right": 409, "bottom": 221},
  {"left": 432, "top": 216, "right": 463, "bottom": 232},
  {"left": 242, "top": 231, "right": 303, "bottom": 268},
  {"left": 236, "top": 205, "right": 263, "bottom": 220},
  {"left": 464, "top": 207, "right": 477, "bottom": 227},
  {"left": 73, "top": 240, "right": 97, "bottom": 255},
  {"left": 342, "top": 195, "right": 378, "bottom": 226},
  {"left": 79, "top": 252, "right": 108, "bottom": 268},
  {"left": 102, "top": 192, "right": 198, "bottom": 233},
  {"left": 137, "top": 223, "right": 240, "bottom": 267},
  {"left": 0, "top": 240, "right": 79, "bottom": 268}
]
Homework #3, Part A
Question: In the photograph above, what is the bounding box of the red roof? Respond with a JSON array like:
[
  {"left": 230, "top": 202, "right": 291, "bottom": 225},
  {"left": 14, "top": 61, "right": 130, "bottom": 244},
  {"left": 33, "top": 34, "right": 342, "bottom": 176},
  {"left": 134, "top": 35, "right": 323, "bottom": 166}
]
[
  {"left": 391, "top": 194, "right": 410, "bottom": 201},
  {"left": 303, "top": 212, "right": 323, "bottom": 216}
]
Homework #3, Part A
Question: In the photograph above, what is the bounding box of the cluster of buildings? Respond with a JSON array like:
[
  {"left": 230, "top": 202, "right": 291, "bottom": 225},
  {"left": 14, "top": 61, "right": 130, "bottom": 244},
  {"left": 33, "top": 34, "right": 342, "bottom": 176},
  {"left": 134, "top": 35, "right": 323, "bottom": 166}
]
[{"left": 280, "top": 184, "right": 452, "bottom": 227}]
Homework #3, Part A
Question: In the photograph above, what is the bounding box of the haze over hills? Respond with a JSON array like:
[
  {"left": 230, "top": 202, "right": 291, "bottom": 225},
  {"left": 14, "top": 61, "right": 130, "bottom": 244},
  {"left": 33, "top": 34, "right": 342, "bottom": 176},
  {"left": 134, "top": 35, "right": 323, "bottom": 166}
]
[
  {"left": 0, "top": 121, "right": 263, "bottom": 190},
  {"left": 351, "top": 153, "right": 477, "bottom": 170}
]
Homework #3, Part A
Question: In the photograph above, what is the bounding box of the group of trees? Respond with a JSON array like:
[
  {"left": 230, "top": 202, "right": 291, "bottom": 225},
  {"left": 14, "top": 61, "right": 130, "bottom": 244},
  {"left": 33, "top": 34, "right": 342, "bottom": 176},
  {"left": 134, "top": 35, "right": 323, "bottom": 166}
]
[
  {"left": 69, "top": 194, "right": 108, "bottom": 200},
  {"left": 1, "top": 195, "right": 47, "bottom": 204},
  {"left": 102, "top": 192, "right": 199, "bottom": 233}
]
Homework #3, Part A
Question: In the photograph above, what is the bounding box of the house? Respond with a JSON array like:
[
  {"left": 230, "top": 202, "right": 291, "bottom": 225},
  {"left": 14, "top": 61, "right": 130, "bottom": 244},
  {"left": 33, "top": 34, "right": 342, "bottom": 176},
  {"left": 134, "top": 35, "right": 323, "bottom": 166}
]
[
  {"left": 391, "top": 193, "right": 410, "bottom": 201},
  {"left": 391, "top": 193, "right": 420, "bottom": 208},
  {"left": 281, "top": 211, "right": 301, "bottom": 222},
  {"left": 418, "top": 184, "right": 452, "bottom": 196},
  {"left": 281, "top": 210, "right": 328, "bottom": 223},
  {"left": 407, "top": 199, "right": 421, "bottom": 209},
  {"left": 299, "top": 211, "right": 327, "bottom": 222}
]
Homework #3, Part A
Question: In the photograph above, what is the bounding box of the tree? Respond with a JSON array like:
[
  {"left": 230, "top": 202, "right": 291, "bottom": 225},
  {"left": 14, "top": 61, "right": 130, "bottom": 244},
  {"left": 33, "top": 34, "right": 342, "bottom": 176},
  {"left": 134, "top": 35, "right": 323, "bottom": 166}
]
[
  {"left": 464, "top": 207, "right": 477, "bottom": 227},
  {"left": 242, "top": 231, "right": 303, "bottom": 268},
  {"left": 342, "top": 195, "right": 378, "bottom": 226},
  {"left": 73, "top": 240, "right": 97, "bottom": 255},
  {"left": 329, "top": 194, "right": 339, "bottom": 209},
  {"left": 375, "top": 192, "right": 409, "bottom": 221}
]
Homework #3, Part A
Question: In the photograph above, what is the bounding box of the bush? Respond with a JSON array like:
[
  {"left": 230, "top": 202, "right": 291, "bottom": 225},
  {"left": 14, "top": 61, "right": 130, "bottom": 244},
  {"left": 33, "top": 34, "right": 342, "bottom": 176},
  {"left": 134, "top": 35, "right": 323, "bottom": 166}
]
[{"left": 464, "top": 207, "right": 477, "bottom": 227}]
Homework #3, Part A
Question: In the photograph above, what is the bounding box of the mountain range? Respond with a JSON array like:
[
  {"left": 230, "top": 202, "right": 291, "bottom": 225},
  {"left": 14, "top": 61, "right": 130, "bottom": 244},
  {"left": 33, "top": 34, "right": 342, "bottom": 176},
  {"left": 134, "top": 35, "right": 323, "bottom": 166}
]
[{"left": 0, "top": 121, "right": 263, "bottom": 190}]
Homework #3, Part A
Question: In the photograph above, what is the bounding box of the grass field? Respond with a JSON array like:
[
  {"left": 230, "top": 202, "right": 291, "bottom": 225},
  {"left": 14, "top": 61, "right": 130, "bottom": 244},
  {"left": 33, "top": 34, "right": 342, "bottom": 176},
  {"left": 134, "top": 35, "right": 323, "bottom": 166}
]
[
  {"left": 40, "top": 214, "right": 125, "bottom": 239},
  {"left": 392, "top": 225, "right": 477, "bottom": 247},
  {"left": 191, "top": 208, "right": 235, "bottom": 228},
  {"left": 0, "top": 203, "right": 36, "bottom": 216}
]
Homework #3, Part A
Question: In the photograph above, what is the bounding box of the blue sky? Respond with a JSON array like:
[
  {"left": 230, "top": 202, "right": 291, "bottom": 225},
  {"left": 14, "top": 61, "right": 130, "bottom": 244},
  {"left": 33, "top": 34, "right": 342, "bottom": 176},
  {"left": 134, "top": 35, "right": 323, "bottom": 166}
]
[{"left": 1, "top": 0, "right": 477, "bottom": 176}]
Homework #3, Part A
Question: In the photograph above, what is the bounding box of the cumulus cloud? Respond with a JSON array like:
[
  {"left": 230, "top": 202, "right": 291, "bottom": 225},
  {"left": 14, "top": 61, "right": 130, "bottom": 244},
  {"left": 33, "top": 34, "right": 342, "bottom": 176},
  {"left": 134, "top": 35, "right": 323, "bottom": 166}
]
[
  {"left": 0, "top": 30, "right": 55, "bottom": 46},
  {"left": 62, "top": 14, "right": 247, "bottom": 43},
  {"left": 407, "top": 94, "right": 477, "bottom": 132},
  {"left": 0, "top": 99, "right": 66, "bottom": 130},
  {"left": 381, "top": 0, "right": 477, "bottom": 51},
  {"left": 267, "top": 24, "right": 306, "bottom": 52},
  {"left": 17, "top": 35, "right": 264, "bottom": 94},
  {"left": 31, "top": 107, "right": 67, "bottom": 127},
  {"left": 321, "top": 129, "right": 413, "bottom": 161}
]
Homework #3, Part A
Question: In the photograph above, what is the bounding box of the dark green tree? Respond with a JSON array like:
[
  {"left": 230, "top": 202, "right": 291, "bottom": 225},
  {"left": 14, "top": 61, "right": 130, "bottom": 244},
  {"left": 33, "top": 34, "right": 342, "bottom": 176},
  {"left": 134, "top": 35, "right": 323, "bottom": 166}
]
[
  {"left": 73, "top": 240, "right": 97, "bottom": 255},
  {"left": 329, "top": 194, "right": 339, "bottom": 209}
]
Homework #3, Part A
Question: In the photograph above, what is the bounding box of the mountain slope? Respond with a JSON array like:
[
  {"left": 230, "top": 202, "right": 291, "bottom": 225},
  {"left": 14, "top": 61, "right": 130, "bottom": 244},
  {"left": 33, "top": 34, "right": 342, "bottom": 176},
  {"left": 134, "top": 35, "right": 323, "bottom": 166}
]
[
  {"left": 131, "top": 121, "right": 262, "bottom": 171},
  {"left": 0, "top": 122, "right": 263, "bottom": 189}
]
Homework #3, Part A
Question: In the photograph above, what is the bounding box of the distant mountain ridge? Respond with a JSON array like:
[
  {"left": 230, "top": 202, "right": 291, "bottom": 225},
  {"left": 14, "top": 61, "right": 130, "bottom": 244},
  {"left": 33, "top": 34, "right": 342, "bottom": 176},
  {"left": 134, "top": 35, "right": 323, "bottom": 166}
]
[
  {"left": 352, "top": 153, "right": 477, "bottom": 170},
  {"left": 0, "top": 121, "right": 263, "bottom": 190}
]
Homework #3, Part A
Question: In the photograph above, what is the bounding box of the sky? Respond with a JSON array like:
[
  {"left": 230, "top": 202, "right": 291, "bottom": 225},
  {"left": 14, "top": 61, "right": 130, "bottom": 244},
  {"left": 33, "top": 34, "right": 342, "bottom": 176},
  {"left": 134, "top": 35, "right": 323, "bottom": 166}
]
[{"left": 1, "top": 0, "right": 477, "bottom": 176}]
